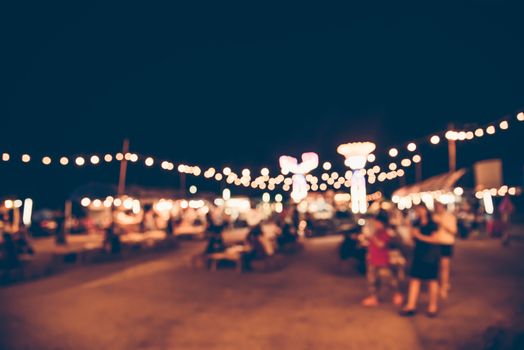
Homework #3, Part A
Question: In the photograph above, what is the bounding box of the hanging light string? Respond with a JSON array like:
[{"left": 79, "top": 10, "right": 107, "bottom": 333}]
[{"left": 1, "top": 111, "right": 522, "bottom": 194}]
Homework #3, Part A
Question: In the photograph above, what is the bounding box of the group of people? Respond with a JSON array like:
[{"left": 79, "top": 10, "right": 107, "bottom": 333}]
[
  {"left": 203, "top": 211, "right": 300, "bottom": 270},
  {"left": 359, "top": 202, "right": 458, "bottom": 318}
]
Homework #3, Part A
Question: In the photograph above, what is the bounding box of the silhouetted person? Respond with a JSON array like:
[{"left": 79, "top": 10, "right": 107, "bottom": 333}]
[
  {"left": 55, "top": 216, "right": 67, "bottom": 245},
  {"left": 104, "top": 222, "right": 121, "bottom": 254}
]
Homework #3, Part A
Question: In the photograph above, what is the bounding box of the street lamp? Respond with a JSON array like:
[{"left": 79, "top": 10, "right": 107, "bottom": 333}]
[
  {"left": 279, "top": 152, "right": 319, "bottom": 203},
  {"left": 337, "top": 142, "right": 376, "bottom": 214}
]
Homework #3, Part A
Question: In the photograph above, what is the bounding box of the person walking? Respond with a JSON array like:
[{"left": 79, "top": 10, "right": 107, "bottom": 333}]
[
  {"left": 361, "top": 212, "right": 403, "bottom": 307},
  {"left": 400, "top": 204, "right": 441, "bottom": 317},
  {"left": 433, "top": 202, "right": 457, "bottom": 299}
]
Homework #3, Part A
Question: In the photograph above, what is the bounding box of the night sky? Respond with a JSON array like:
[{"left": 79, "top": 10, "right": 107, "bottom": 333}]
[{"left": 1, "top": 1, "right": 524, "bottom": 208}]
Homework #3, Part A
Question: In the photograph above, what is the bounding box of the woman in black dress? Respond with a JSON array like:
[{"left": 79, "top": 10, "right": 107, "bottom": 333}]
[{"left": 400, "top": 204, "right": 441, "bottom": 317}]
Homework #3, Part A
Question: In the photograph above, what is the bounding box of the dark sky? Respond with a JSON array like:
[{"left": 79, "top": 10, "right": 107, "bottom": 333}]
[{"left": 1, "top": 1, "right": 524, "bottom": 207}]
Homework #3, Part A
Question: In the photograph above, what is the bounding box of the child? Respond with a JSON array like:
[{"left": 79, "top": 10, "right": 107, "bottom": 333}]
[{"left": 362, "top": 212, "right": 403, "bottom": 307}]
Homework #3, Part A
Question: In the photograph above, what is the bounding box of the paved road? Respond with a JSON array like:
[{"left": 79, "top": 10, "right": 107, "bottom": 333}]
[{"left": 1, "top": 235, "right": 523, "bottom": 349}]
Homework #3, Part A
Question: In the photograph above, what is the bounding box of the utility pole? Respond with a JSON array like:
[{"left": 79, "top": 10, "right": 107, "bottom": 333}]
[
  {"left": 448, "top": 123, "right": 456, "bottom": 173},
  {"left": 118, "top": 138, "right": 129, "bottom": 196},
  {"left": 415, "top": 161, "right": 422, "bottom": 183},
  {"left": 180, "top": 172, "right": 186, "bottom": 196}
]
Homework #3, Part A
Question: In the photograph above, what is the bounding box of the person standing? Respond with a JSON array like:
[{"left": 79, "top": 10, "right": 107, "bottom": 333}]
[
  {"left": 499, "top": 195, "right": 515, "bottom": 246},
  {"left": 400, "top": 204, "right": 441, "bottom": 317},
  {"left": 433, "top": 202, "right": 457, "bottom": 299}
]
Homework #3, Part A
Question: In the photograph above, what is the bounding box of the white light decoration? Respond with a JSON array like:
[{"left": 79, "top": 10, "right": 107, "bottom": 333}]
[
  {"left": 322, "top": 161, "right": 332, "bottom": 170},
  {"left": 145, "top": 157, "right": 154, "bottom": 167},
  {"left": 483, "top": 190, "right": 494, "bottom": 214},
  {"left": 214, "top": 173, "right": 223, "bottom": 181},
  {"left": 60, "top": 157, "right": 69, "bottom": 165},
  {"left": 260, "top": 167, "right": 270, "bottom": 176},
  {"left": 222, "top": 188, "right": 231, "bottom": 200},
  {"left": 104, "top": 154, "right": 113, "bottom": 162},
  {"left": 262, "top": 192, "right": 270, "bottom": 203},
  {"left": 75, "top": 157, "right": 85, "bottom": 166},
  {"left": 42, "top": 156, "right": 52, "bottom": 165},
  {"left": 466, "top": 131, "right": 474, "bottom": 140},
  {"left": 22, "top": 198, "right": 33, "bottom": 226},
  {"left": 388, "top": 148, "right": 398, "bottom": 157},
  {"left": 407, "top": 143, "right": 417, "bottom": 152},
  {"left": 367, "top": 154, "right": 376, "bottom": 163},
  {"left": 337, "top": 142, "right": 376, "bottom": 214},
  {"left": 454, "top": 187, "right": 464, "bottom": 196},
  {"left": 486, "top": 125, "right": 496, "bottom": 134},
  {"left": 401, "top": 158, "right": 412, "bottom": 167},
  {"left": 430, "top": 135, "right": 440, "bottom": 145},
  {"left": 279, "top": 152, "right": 319, "bottom": 203},
  {"left": 413, "top": 154, "right": 422, "bottom": 163},
  {"left": 275, "top": 194, "right": 283, "bottom": 202},
  {"left": 189, "top": 185, "right": 197, "bottom": 194},
  {"left": 90, "top": 155, "right": 100, "bottom": 165},
  {"left": 518, "top": 112, "right": 524, "bottom": 121},
  {"left": 499, "top": 120, "right": 509, "bottom": 130},
  {"left": 475, "top": 128, "right": 484, "bottom": 137},
  {"left": 14, "top": 199, "right": 23, "bottom": 208},
  {"left": 80, "top": 197, "right": 91, "bottom": 207},
  {"left": 22, "top": 154, "right": 31, "bottom": 163},
  {"left": 445, "top": 131, "right": 458, "bottom": 141}
]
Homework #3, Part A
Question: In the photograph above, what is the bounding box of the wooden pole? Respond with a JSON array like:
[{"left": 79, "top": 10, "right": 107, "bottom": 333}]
[
  {"left": 118, "top": 139, "right": 130, "bottom": 196},
  {"left": 448, "top": 123, "right": 456, "bottom": 173}
]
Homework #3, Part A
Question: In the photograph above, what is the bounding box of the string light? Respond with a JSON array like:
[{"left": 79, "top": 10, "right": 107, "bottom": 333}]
[
  {"left": 60, "top": 157, "right": 69, "bottom": 165},
  {"left": 367, "top": 154, "right": 376, "bottom": 163},
  {"left": 2, "top": 153, "right": 9, "bottom": 161},
  {"left": 486, "top": 125, "right": 496, "bottom": 134},
  {"left": 413, "top": 155, "right": 422, "bottom": 163},
  {"left": 145, "top": 157, "right": 154, "bottom": 167},
  {"left": 75, "top": 157, "right": 85, "bottom": 166},
  {"left": 517, "top": 112, "right": 524, "bottom": 121},
  {"left": 430, "top": 135, "right": 440, "bottom": 145},
  {"left": 407, "top": 143, "right": 417, "bottom": 152},
  {"left": 475, "top": 128, "right": 484, "bottom": 137},
  {"left": 22, "top": 154, "right": 31, "bottom": 163},
  {"left": 90, "top": 155, "right": 100, "bottom": 165},
  {"left": 322, "top": 162, "right": 332, "bottom": 170},
  {"left": 499, "top": 120, "right": 509, "bottom": 130},
  {"left": 42, "top": 156, "right": 52, "bottom": 165},
  {"left": 388, "top": 148, "right": 398, "bottom": 157},
  {"left": 104, "top": 154, "right": 113, "bottom": 162}
]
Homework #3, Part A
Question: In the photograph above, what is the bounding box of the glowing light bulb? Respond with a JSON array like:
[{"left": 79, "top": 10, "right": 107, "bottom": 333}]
[
  {"left": 322, "top": 162, "right": 332, "bottom": 170},
  {"left": 430, "top": 135, "right": 440, "bottom": 144},
  {"left": 90, "top": 155, "right": 100, "bottom": 165},
  {"left": 407, "top": 143, "right": 417, "bottom": 152},
  {"left": 486, "top": 125, "right": 496, "bottom": 134},
  {"left": 389, "top": 148, "right": 398, "bottom": 157},
  {"left": 75, "top": 157, "right": 85, "bottom": 166},
  {"left": 474, "top": 128, "right": 484, "bottom": 137},
  {"left": 145, "top": 157, "right": 154, "bottom": 166},
  {"left": 2, "top": 153, "right": 9, "bottom": 161},
  {"left": 367, "top": 154, "right": 376, "bottom": 163},
  {"left": 60, "top": 157, "right": 69, "bottom": 165},
  {"left": 499, "top": 120, "right": 509, "bottom": 130},
  {"left": 42, "top": 156, "right": 52, "bottom": 165},
  {"left": 21, "top": 154, "right": 31, "bottom": 163},
  {"left": 104, "top": 154, "right": 113, "bottom": 162},
  {"left": 517, "top": 112, "right": 524, "bottom": 121}
]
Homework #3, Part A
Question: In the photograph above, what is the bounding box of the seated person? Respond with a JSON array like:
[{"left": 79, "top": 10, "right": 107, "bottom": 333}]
[
  {"left": 204, "top": 231, "right": 226, "bottom": 255},
  {"left": 243, "top": 225, "right": 271, "bottom": 268},
  {"left": 277, "top": 223, "right": 297, "bottom": 247}
]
